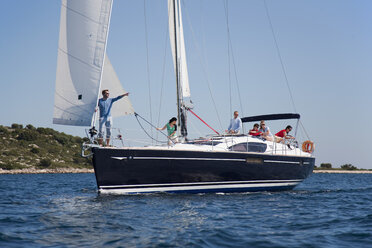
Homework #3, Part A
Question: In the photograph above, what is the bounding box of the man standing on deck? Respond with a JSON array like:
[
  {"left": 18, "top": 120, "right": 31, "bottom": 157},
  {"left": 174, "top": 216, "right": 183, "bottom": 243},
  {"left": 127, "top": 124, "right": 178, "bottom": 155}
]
[
  {"left": 226, "top": 111, "right": 242, "bottom": 134},
  {"left": 98, "top": 89, "right": 129, "bottom": 146}
]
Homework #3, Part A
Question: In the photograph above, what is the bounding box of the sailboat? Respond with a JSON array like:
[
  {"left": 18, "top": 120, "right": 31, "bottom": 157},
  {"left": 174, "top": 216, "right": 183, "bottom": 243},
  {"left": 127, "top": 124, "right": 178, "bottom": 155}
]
[{"left": 54, "top": 0, "right": 315, "bottom": 194}]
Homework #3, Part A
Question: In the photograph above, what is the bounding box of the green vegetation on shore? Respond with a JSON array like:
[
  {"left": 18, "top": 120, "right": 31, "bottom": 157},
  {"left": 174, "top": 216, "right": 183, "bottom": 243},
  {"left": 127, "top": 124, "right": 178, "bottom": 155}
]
[
  {"left": 315, "top": 163, "right": 371, "bottom": 171},
  {"left": 0, "top": 124, "right": 92, "bottom": 170}
]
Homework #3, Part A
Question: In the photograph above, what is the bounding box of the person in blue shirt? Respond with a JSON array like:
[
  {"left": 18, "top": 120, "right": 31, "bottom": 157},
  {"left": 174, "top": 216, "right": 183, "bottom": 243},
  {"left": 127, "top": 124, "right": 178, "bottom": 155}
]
[
  {"left": 98, "top": 89, "right": 129, "bottom": 146},
  {"left": 226, "top": 111, "right": 242, "bottom": 134}
]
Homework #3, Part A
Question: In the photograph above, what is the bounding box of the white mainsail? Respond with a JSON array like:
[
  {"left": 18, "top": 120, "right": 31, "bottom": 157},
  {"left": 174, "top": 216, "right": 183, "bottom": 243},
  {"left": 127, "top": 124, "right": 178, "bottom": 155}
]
[
  {"left": 53, "top": 0, "right": 133, "bottom": 126},
  {"left": 168, "top": 0, "right": 191, "bottom": 98}
]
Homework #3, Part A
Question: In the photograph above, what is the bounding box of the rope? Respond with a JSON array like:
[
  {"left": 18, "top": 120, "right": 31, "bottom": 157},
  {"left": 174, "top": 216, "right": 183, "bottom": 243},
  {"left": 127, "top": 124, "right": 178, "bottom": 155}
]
[
  {"left": 223, "top": 0, "right": 245, "bottom": 132},
  {"left": 187, "top": 117, "right": 205, "bottom": 138},
  {"left": 224, "top": 0, "right": 232, "bottom": 118},
  {"left": 156, "top": 20, "right": 170, "bottom": 143},
  {"left": 263, "top": 0, "right": 297, "bottom": 113},
  {"left": 263, "top": 1, "right": 312, "bottom": 143},
  {"left": 143, "top": 0, "right": 154, "bottom": 142},
  {"left": 134, "top": 112, "right": 170, "bottom": 144},
  {"left": 299, "top": 120, "right": 311, "bottom": 140},
  {"left": 187, "top": 108, "right": 220, "bottom": 135},
  {"left": 181, "top": 0, "right": 223, "bottom": 130}
]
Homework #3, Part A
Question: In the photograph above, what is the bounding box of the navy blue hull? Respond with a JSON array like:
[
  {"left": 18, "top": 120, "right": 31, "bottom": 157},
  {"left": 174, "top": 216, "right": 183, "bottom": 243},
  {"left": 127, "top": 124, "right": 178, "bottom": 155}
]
[{"left": 92, "top": 148, "right": 315, "bottom": 194}]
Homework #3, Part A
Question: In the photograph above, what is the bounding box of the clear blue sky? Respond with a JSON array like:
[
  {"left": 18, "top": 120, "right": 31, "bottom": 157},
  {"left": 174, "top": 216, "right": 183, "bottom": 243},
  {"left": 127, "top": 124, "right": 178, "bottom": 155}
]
[{"left": 1, "top": 0, "right": 371, "bottom": 169}]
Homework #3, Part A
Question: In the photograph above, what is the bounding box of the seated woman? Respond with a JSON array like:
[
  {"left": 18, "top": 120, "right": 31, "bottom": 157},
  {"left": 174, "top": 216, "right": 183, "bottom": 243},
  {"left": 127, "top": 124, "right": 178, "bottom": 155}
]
[
  {"left": 249, "top": 123, "right": 262, "bottom": 137},
  {"left": 259, "top": 120, "right": 273, "bottom": 141},
  {"left": 275, "top": 125, "right": 295, "bottom": 143}
]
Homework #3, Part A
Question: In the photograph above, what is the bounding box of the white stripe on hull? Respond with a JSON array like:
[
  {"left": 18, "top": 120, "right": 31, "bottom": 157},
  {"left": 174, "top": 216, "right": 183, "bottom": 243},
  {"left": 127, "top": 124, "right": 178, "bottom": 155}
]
[
  {"left": 111, "top": 156, "right": 304, "bottom": 164},
  {"left": 264, "top": 160, "right": 301, "bottom": 164},
  {"left": 99, "top": 180, "right": 301, "bottom": 194},
  {"left": 111, "top": 156, "right": 246, "bottom": 162},
  {"left": 100, "top": 179, "right": 302, "bottom": 188}
]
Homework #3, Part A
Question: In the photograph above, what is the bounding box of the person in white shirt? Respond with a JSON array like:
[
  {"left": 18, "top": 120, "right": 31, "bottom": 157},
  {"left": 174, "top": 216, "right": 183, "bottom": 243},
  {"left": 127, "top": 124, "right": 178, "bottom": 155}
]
[{"left": 226, "top": 111, "right": 242, "bottom": 134}]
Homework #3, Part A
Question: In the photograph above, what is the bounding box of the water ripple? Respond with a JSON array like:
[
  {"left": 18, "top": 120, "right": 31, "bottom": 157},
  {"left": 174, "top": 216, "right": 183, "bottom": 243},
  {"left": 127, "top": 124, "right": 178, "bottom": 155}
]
[{"left": 1, "top": 173, "right": 372, "bottom": 247}]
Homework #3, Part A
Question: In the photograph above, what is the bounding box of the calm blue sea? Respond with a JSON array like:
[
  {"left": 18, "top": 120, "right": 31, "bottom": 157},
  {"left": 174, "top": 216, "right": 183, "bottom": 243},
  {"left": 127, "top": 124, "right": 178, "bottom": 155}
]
[{"left": 0, "top": 173, "right": 372, "bottom": 248}]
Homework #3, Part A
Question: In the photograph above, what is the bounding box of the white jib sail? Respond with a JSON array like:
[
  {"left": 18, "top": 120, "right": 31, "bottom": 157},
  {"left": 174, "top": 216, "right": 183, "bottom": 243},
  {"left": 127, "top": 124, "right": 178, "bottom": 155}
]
[
  {"left": 101, "top": 56, "right": 134, "bottom": 117},
  {"left": 168, "top": 0, "right": 191, "bottom": 98},
  {"left": 53, "top": 0, "right": 116, "bottom": 126}
]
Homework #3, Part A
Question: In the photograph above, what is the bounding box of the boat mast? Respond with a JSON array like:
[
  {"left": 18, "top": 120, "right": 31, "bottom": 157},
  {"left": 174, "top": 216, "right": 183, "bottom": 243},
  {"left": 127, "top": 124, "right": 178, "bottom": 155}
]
[{"left": 172, "top": 0, "right": 182, "bottom": 136}]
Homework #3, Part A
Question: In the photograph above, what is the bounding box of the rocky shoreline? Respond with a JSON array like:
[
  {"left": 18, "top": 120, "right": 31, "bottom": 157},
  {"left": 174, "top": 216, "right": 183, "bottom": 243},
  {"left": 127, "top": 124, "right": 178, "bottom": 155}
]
[
  {"left": 0, "top": 168, "right": 94, "bottom": 174},
  {"left": 1, "top": 168, "right": 372, "bottom": 175},
  {"left": 313, "top": 170, "right": 372, "bottom": 174}
]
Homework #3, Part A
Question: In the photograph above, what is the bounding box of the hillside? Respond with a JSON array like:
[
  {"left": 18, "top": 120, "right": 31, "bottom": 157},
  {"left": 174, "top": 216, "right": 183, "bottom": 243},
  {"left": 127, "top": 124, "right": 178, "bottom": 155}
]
[{"left": 0, "top": 124, "right": 92, "bottom": 170}]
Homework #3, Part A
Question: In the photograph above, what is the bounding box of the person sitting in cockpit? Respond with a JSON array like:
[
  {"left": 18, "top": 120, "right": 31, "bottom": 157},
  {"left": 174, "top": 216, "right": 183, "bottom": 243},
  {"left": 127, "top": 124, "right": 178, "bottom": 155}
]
[
  {"left": 259, "top": 120, "right": 273, "bottom": 141},
  {"left": 275, "top": 125, "right": 295, "bottom": 143},
  {"left": 249, "top": 123, "right": 262, "bottom": 137}
]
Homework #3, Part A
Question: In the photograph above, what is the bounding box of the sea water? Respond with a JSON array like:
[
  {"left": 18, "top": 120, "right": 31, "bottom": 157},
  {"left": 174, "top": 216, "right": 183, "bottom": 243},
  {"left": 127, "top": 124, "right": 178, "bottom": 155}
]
[{"left": 0, "top": 173, "right": 371, "bottom": 247}]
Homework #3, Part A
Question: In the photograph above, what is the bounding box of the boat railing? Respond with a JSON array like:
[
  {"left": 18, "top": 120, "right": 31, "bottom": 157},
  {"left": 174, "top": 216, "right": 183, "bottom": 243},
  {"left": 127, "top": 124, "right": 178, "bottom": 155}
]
[
  {"left": 270, "top": 137, "right": 305, "bottom": 156},
  {"left": 84, "top": 127, "right": 125, "bottom": 147},
  {"left": 217, "top": 134, "right": 302, "bottom": 155}
]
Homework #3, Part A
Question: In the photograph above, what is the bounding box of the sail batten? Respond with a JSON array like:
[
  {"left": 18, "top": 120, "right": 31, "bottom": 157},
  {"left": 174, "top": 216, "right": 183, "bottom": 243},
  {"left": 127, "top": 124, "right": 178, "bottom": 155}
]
[{"left": 57, "top": 48, "right": 102, "bottom": 71}]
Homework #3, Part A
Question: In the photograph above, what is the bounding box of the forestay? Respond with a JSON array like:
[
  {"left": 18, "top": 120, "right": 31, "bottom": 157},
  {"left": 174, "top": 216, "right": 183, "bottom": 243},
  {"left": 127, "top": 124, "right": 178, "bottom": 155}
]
[{"left": 53, "top": 0, "right": 133, "bottom": 127}]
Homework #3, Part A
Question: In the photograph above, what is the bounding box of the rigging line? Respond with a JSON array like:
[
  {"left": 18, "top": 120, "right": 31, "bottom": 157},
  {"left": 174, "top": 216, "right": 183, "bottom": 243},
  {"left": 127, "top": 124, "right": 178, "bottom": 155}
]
[
  {"left": 134, "top": 112, "right": 170, "bottom": 144},
  {"left": 135, "top": 114, "right": 167, "bottom": 144},
  {"left": 187, "top": 108, "right": 220, "bottom": 135},
  {"left": 125, "top": 138, "right": 162, "bottom": 145},
  {"left": 200, "top": 0, "right": 209, "bottom": 99},
  {"left": 187, "top": 116, "right": 205, "bottom": 138},
  {"left": 223, "top": 0, "right": 245, "bottom": 131},
  {"left": 263, "top": 0, "right": 297, "bottom": 113},
  {"left": 228, "top": 36, "right": 245, "bottom": 132},
  {"left": 136, "top": 112, "right": 166, "bottom": 133},
  {"left": 181, "top": 0, "right": 223, "bottom": 130},
  {"left": 299, "top": 120, "right": 311, "bottom": 140},
  {"left": 156, "top": 18, "right": 170, "bottom": 143},
  {"left": 144, "top": 0, "right": 154, "bottom": 143},
  {"left": 223, "top": 0, "right": 232, "bottom": 118},
  {"left": 227, "top": 35, "right": 245, "bottom": 116}
]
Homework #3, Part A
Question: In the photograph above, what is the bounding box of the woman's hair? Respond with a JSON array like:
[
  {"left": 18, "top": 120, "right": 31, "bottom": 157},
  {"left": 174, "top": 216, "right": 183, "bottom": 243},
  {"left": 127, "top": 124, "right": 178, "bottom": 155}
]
[{"left": 169, "top": 117, "right": 177, "bottom": 124}]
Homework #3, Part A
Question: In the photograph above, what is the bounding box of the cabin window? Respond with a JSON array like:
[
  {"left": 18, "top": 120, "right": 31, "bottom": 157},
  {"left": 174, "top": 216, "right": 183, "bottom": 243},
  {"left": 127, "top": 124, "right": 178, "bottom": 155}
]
[
  {"left": 229, "top": 142, "right": 267, "bottom": 153},
  {"left": 229, "top": 143, "right": 247, "bottom": 152},
  {"left": 188, "top": 141, "right": 222, "bottom": 146}
]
